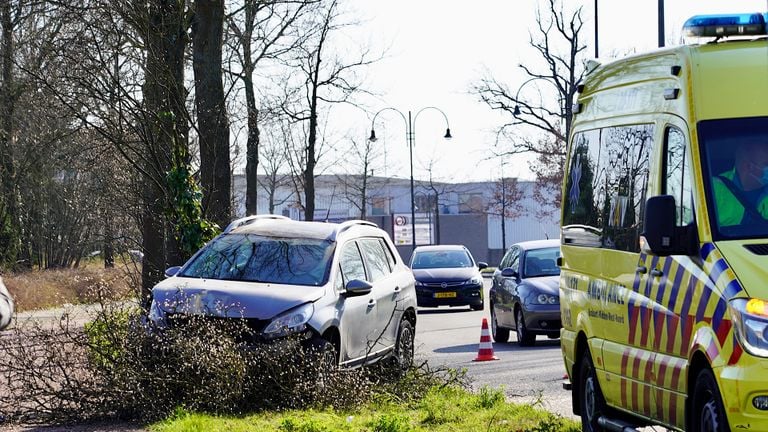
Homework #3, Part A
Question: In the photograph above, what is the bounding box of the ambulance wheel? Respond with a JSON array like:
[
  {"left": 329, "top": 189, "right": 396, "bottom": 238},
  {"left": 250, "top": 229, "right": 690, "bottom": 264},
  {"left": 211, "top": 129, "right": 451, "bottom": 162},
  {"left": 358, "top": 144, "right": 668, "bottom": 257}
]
[
  {"left": 579, "top": 348, "right": 607, "bottom": 432},
  {"left": 691, "top": 368, "right": 730, "bottom": 432},
  {"left": 515, "top": 308, "right": 535, "bottom": 347},
  {"left": 491, "top": 306, "right": 509, "bottom": 343}
]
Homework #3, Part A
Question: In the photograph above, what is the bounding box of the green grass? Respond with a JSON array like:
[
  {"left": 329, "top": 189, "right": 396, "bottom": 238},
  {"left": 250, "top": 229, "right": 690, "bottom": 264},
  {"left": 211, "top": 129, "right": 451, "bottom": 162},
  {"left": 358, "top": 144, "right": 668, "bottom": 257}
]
[{"left": 151, "top": 386, "right": 580, "bottom": 432}]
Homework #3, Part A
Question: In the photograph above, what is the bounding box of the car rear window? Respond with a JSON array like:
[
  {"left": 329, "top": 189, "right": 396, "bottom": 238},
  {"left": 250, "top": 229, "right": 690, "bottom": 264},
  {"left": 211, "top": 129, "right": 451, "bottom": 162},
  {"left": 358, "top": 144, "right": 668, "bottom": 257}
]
[{"left": 411, "top": 250, "right": 473, "bottom": 269}]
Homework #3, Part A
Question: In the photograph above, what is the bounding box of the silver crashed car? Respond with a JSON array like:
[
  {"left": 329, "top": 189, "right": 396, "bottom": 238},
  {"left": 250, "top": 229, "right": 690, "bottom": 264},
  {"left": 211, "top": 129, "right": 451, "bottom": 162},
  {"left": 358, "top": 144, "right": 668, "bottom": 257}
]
[{"left": 148, "top": 216, "right": 417, "bottom": 369}]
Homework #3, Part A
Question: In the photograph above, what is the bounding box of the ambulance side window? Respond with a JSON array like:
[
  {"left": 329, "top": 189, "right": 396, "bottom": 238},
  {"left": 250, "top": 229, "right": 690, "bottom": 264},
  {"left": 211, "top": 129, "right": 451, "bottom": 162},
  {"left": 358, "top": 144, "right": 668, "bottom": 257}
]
[{"left": 664, "top": 126, "right": 694, "bottom": 226}]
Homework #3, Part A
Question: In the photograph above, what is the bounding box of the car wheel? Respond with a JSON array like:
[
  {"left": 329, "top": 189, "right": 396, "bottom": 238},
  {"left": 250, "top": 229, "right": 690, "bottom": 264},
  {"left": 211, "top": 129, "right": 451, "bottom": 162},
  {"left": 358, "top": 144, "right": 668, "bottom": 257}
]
[
  {"left": 579, "top": 348, "right": 607, "bottom": 432},
  {"left": 491, "top": 306, "right": 509, "bottom": 343},
  {"left": 394, "top": 318, "right": 415, "bottom": 372},
  {"left": 691, "top": 368, "right": 729, "bottom": 432},
  {"left": 470, "top": 301, "right": 484, "bottom": 311},
  {"left": 515, "top": 308, "right": 535, "bottom": 347},
  {"left": 308, "top": 338, "right": 337, "bottom": 392}
]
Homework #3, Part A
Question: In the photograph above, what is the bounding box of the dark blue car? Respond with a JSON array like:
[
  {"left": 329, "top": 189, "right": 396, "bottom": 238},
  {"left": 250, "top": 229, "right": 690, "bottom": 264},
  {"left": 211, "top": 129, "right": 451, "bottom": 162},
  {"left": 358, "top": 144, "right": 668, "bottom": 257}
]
[
  {"left": 409, "top": 245, "right": 487, "bottom": 311},
  {"left": 489, "top": 239, "right": 561, "bottom": 346}
]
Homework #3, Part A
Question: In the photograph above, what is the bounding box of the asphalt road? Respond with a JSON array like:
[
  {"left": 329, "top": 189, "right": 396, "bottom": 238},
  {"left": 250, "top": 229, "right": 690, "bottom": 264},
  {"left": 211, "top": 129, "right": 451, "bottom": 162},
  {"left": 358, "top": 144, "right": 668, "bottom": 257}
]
[{"left": 414, "top": 277, "right": 576, "bottom": 420}]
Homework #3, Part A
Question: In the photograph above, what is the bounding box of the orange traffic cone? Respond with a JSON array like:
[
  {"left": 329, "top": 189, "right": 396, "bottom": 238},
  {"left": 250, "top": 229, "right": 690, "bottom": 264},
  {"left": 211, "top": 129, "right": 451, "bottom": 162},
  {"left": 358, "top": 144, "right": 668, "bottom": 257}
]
[{"left": 473, "top": 317, "right": 499, "bottom": 361}]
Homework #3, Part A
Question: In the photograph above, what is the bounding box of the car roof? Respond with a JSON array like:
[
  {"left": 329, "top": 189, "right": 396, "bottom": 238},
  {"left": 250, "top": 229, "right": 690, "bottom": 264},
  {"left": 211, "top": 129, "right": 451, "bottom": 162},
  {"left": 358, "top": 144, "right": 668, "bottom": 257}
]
[
  {"left": 413, "top": 245, "right": 469, "bottom": 253},
  {"left": 512, "top": 239, "right": 560, "bottom": 252},
  {"left": 229, "top": 218, "right": 384, "bottom": 241}
]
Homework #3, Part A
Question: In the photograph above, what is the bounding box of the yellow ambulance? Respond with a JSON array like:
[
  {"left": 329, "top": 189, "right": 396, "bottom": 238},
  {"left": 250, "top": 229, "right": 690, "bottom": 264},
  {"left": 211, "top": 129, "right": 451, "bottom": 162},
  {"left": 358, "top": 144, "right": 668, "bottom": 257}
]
[{"left": 560, "top": 13, "right": 768, "bottom": 432}]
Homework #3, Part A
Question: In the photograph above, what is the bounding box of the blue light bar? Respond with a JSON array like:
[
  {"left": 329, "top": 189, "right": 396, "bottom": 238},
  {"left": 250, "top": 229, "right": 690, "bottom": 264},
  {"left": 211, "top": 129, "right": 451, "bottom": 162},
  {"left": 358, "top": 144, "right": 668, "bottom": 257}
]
[{"left": 683, "top": 13, "right": 767, "bottom": 37}]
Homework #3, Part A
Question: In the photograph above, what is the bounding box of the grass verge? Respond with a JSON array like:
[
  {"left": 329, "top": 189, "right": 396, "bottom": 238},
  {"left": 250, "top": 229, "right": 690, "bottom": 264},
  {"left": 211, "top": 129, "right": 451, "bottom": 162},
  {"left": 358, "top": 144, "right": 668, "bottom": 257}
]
[{"left": 151, "top": 386, "right": 580, "bottom": 432}]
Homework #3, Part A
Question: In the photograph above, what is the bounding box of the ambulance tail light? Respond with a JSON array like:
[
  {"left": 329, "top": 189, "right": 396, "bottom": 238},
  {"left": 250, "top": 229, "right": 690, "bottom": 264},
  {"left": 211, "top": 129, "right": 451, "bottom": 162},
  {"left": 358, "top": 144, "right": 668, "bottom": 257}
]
[
  {"left": 683, "top": 13, "right": 768, "bottom": 38},
  {"left": 730, "top": 298, "right": 768, "bottom": 358}
]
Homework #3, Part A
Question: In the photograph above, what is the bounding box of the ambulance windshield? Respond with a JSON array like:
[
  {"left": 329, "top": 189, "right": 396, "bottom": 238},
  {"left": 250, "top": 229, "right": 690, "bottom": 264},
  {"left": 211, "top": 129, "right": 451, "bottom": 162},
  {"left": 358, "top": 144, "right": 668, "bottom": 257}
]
[{"left": 700, "top": 116, "right": 768, "bottom": 239}]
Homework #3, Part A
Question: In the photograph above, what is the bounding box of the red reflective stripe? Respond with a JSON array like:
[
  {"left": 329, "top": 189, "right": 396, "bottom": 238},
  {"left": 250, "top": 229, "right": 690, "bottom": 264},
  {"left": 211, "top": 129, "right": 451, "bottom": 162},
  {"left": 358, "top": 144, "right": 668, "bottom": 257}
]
[
  {"left": 666, "top": 314, "right": 680, "bottom": 355},
  {"left": 640, "top": 307, "right": 652, "bottom": 348},
  {"left": 643, "top": 355, "right": 653, "bottom": 416},
  {"left": 728, "top": 342, "right": 743, "bottom": 365},
  {"left": 621, "top": 349, "right": 631, "bottom": 407},
  {"left": 680, "top": 315, "right": 694, "bottom": 357},
  {"left": 629, "top": 305, "right": 640, "bottom": 344},
  {"left": 631, "top": 354, "right": 642, "bottom": 410},
  {"left": 669, "top": 392, "right": 678, "bottom": 426},
  {"left": 653, "top": 312, "right": 665, "bottom": 352},
  {"left": 716, "top": 319, "right": 731, "bottom": 347},
  {"left": 670, "top": 358, "right": 683, "bottom": 392}
]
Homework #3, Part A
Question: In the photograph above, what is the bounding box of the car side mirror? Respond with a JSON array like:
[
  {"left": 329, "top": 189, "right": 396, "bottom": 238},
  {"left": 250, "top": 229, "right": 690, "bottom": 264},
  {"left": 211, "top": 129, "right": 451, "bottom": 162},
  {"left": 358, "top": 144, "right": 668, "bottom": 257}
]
[
  {"left": 642, "top": 195, "right": 698, "bottom": 256},
  {"left": 501, "top": 267, "right": 518, "bottom": 278},
  {"left": 164, "top": 266, "right": 181, "bottom": 277},
  {"left": 343, "top": 279, "right": 373, "bottom": 297},
  {"left": 477, "top": 262, "right": 488, "bottom": 270}
]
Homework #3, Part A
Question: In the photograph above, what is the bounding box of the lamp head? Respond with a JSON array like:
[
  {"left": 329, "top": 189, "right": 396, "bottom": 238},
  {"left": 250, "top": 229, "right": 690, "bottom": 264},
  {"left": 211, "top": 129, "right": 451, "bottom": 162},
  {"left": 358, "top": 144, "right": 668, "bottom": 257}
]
[
  {"left": 444, "top": 128, "right": 452, "bottom": 140},
  {"left": 369, "top": 129, "right": 377, "bottom": 142}
]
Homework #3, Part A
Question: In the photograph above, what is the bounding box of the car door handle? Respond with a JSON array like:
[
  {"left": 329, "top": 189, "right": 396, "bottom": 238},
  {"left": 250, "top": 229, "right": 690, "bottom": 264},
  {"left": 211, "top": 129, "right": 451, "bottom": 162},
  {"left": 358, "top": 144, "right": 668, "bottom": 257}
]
[
  {"left": 650, "top": 269, "right": 663, "bottom": 277},
  {"left": 368, "top": 298, "right": 376, "bottom": 307},
  {"left": 393, "top": 286, "right": 402, "bottom": 293},
  {"left": 635, "top": 266, "right": 647, "bottom": 274}
]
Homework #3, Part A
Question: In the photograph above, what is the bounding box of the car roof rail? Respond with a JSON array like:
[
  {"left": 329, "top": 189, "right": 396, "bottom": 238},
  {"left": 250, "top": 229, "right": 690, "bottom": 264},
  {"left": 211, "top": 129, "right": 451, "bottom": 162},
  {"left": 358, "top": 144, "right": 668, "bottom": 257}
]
[
  {"left": 330, "top": 220, "right": 378, "bottom": 241},
  {"left": 223, "top": 214, "right": 290, "bottom": 233}
]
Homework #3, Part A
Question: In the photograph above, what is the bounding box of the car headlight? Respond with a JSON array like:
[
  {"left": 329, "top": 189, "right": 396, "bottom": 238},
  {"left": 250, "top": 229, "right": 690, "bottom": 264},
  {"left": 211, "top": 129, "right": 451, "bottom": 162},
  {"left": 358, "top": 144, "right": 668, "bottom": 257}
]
[
  {"left": 730, "top": 298, "right": 768, "bottom": 357},
  {"left": 468, "top": 276, "right": 483, "bottom": 286},
  {"left": 415, "top": 280, "right": 426, "bottom": 287},
  {"left": 262, "top": 303, "right": 314, "bottom": 339},
  {"left": 147, "top": 298, "right": 168, "bottom": 328},
  {"left": 532, "top": 293, "right": 559, "bottom": 305}
]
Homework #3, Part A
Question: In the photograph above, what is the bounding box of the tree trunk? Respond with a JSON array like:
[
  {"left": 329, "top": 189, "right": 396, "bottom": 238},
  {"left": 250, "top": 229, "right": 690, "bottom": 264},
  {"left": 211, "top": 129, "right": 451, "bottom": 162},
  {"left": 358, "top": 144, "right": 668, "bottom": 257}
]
[
  {"left": 0, "top": 1, "right": 18, "bottom": 266},
  {"left": 193, "top": 0, "right": 231, "bottom": 230},
  {"left": 243, "top": 3, "right": 260, "bottom": 216},
  {"left": 141, "top": 0, "right": 190, "bottom": 306}
]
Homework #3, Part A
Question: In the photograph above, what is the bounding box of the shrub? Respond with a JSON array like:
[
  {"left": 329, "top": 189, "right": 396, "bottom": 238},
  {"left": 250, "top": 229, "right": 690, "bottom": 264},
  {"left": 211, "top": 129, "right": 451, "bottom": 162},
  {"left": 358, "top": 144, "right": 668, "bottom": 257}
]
[{"left": 0, "top": 301, "right": 465, "bottom": 425}]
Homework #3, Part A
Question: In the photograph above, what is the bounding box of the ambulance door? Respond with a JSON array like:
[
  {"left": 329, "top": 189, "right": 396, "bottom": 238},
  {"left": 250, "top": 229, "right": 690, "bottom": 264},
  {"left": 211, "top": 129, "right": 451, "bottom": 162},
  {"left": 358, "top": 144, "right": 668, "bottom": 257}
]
[
  {"left": 593, "top": 123, "right": 658, "bottom": 414},
  {"left": 640, "top": 124, "right": 694, "bottom": 428}
]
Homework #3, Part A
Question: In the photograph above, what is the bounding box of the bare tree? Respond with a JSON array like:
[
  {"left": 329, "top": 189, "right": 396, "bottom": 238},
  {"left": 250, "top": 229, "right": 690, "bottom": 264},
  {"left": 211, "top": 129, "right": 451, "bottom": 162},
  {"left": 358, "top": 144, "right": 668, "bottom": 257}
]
[
  {"left": 472, "top": 0, "right": 586, "bottom": 214},
  {"left": 258, "top": 123, "right": 292, "bottom": 214},
  {"left": 278, "top": 0, "right": 379, "bottom": 221},
  {"left": 335, "top": 135, "right": 390, "bottom": 219},
  {"left": 225, "top": 0, "right": 312, "bottom": 216},
  {"left": 485, "top": 176, "right": 525, "bottom": 251}
]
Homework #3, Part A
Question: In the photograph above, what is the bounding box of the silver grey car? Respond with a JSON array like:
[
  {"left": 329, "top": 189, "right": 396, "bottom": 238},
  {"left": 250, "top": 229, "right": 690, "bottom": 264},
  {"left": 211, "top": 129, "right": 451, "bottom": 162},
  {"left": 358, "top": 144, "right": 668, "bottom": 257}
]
[{"left": 148, "top": 216, "right": 417, "bottom": 369}]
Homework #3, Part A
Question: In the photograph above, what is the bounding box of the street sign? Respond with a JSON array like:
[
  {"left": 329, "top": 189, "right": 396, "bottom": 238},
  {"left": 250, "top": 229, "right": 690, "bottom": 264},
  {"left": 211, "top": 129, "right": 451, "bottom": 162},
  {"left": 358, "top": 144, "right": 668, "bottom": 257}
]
[{"left": 393, "top": 213, "right": 433, "bottom": 245}]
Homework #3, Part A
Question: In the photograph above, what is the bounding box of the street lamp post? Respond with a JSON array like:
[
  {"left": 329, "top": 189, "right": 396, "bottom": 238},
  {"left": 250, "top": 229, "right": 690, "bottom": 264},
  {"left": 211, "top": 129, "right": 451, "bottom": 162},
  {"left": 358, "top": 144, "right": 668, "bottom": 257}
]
[{"left": 369, "top": 107, "right": 451, "bottom": 251}]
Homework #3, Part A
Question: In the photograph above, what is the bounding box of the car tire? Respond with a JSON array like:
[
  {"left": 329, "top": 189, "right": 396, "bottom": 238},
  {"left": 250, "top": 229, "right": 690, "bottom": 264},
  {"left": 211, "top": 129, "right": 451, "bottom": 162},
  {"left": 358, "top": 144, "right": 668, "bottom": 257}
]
[
  {"left": 470, "top": 301, "right": 484, "bottom": 311},
  {"left": 394, "top": 318, "right": 415, "bottom": 372},
  {"left": 690, "top": 368, "right": 730, "bottom": 432},
  {"left": 307, "top": 338, "right": 338, "bottom": 392},
  {"left": 491, "top": 306, "right": 509, "bottom": 343},
  {"left": 515, "top": 308, "right": 535, "bottom": 347},
  {"left": 579, "top": 348, "right": 607, "bottom": 432}
]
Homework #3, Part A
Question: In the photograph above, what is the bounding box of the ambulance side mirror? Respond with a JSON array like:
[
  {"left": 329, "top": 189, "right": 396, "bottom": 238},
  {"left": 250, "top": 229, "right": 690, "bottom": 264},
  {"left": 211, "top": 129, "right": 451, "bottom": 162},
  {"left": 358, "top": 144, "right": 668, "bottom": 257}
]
[{"left": 641, "top": 195, "right": 698, "bottom": 256}]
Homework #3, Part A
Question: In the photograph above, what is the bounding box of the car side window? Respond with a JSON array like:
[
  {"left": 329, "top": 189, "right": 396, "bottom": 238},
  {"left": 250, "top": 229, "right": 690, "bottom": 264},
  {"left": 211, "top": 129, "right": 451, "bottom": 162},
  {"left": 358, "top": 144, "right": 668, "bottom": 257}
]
[
  {"left": 509, "top": 248, "right": 520, "bottom": 273},
  {"left": 340, "top": 242, "right": 367, "bottom": 283},
  {"left": 359, "top": 238, "right": 390, "bottom": 281},
  {"left": 378, "top": 238, "right": 396, "bottom": 271},
  {"left": 664, "top": 126, "right": 695, "bottom": 226},
  {"left": 334, "top": 265, "right": 345, "bottom": 292},
  {"left": 499, "top": 249, "right": 513, "bottom": 269}
]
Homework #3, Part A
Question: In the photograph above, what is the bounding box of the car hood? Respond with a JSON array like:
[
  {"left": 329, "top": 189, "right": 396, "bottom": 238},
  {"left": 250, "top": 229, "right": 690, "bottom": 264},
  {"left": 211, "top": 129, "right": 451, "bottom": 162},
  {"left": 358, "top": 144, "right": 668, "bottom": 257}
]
[
  {"left": 523, "top": 275, "right": 560, "bottom": 295},
  {"left": 412, "top": 267, "right": 478, "bottom": 283},
  {"left": 151, "top": 277, "right": 325, "bottom": 320}
]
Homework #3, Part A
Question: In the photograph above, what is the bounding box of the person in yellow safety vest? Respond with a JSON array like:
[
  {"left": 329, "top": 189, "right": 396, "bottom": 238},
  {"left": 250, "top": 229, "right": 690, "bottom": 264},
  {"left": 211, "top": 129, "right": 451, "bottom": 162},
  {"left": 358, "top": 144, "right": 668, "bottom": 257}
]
[{"left": 712, "top": 141, "right": 768, "bottom": 227}]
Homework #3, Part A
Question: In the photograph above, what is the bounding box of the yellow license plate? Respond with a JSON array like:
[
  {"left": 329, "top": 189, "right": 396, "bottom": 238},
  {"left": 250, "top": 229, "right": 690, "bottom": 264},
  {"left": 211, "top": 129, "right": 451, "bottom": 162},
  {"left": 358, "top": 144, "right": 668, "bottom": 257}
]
[{"left": 434, "top": 292, "right": 457, "bottom": 298}]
